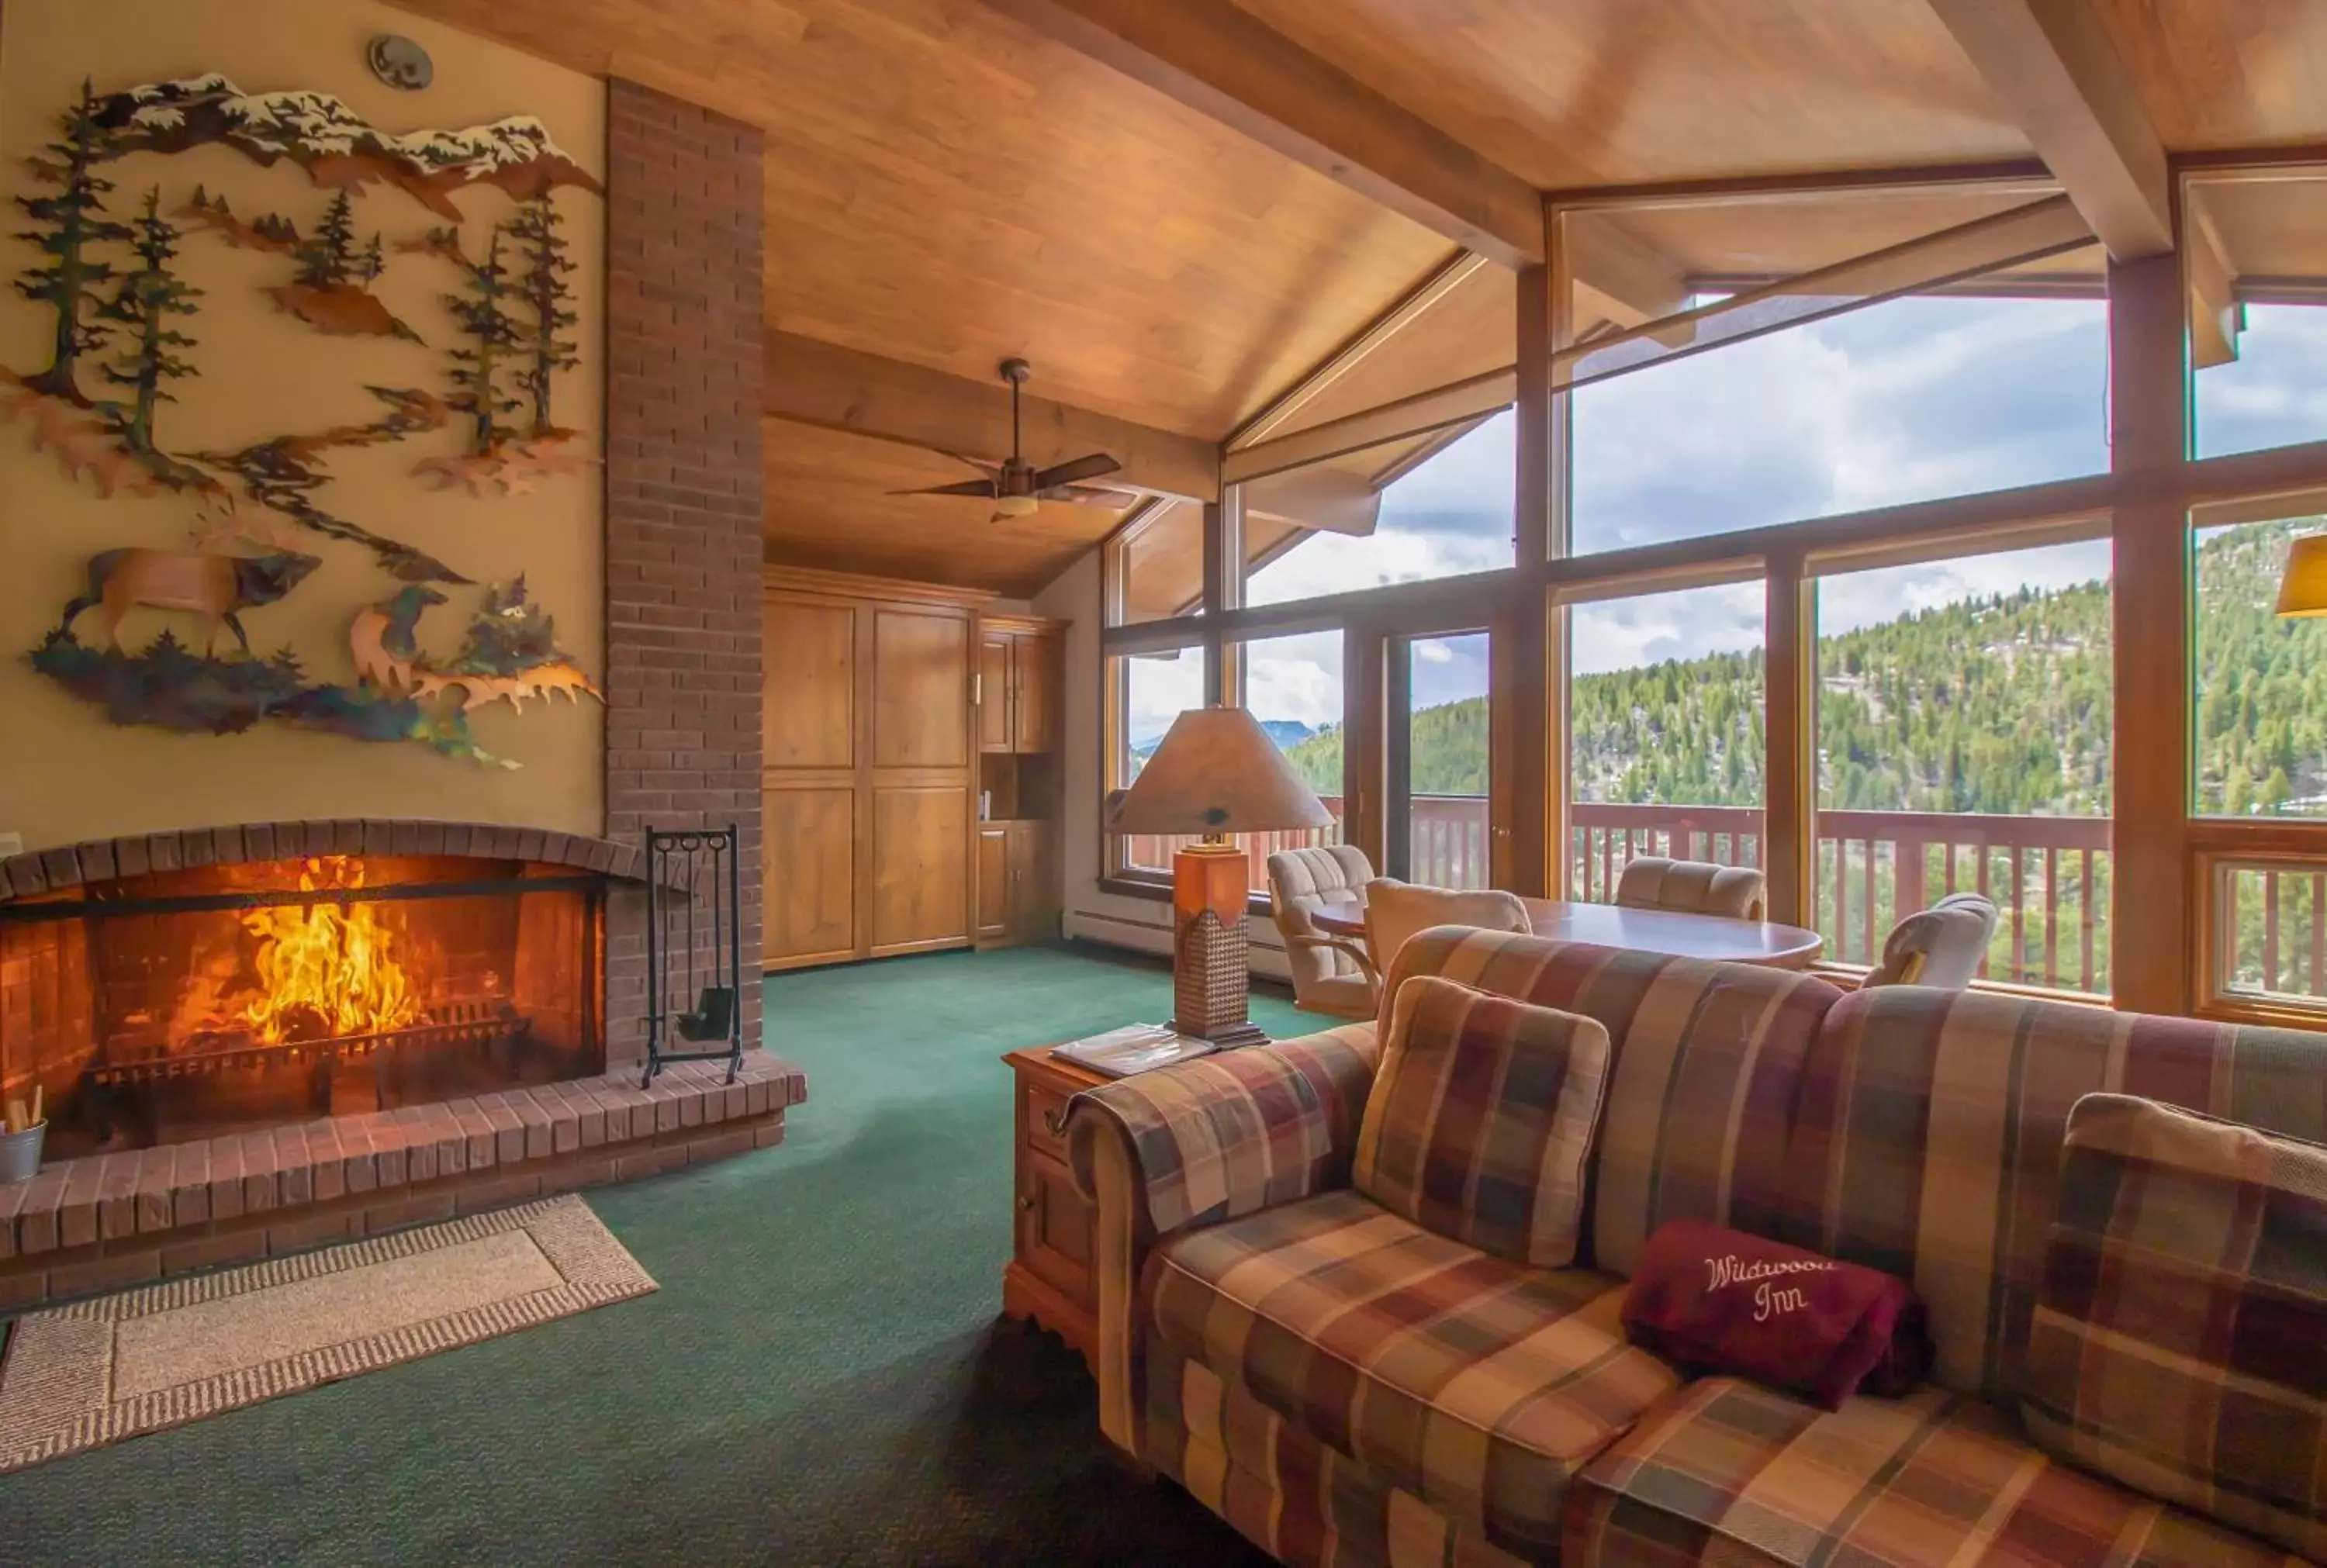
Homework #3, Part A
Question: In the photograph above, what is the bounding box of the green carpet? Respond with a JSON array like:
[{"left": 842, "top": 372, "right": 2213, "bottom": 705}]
[{"left": 0, "top": 945, "right": 1309, "bottom": 1566}]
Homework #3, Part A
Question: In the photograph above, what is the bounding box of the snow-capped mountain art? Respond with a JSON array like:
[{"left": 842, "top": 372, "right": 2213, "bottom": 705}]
[{"left": 92, "top": 75, "right": 603, "bottom": 219}]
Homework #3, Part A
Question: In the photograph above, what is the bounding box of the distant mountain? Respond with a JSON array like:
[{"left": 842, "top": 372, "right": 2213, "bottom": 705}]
[{"left": 94, "top": 75, "right": 603, "bottom": 219}]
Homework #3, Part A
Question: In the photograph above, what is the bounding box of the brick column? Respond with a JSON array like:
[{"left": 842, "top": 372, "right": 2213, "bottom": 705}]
[{"left": 602, "top": 80, "right": 765, "bottom": 1067}]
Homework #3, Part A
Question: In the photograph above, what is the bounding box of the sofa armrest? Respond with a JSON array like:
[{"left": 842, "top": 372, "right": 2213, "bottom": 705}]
[{"left": 1064, "top": 1024, "right": 1380, "bottom": 1458}]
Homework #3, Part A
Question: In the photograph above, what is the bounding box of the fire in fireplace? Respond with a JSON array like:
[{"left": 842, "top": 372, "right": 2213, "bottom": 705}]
[{"left": 0, "top": 850, "right": 603, "bottom": 1156}]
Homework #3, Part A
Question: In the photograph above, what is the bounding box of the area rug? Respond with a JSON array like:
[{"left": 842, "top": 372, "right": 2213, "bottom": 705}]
[{"left": 0, "top": 1195, "right": 655, "bottom": 1473}]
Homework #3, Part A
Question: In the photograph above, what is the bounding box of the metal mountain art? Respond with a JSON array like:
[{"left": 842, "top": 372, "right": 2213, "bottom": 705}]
[
  {"left": 91, "top": 75, "right": 604, "bottom": 216},
  {"left": 10, "top": 71, "right": 601, "bottom": 767}
]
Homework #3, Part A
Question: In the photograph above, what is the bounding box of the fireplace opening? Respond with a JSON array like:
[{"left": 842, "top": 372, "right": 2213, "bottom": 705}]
[{"left": 0, "top": 852, "right": 603, "bottom": 1157}]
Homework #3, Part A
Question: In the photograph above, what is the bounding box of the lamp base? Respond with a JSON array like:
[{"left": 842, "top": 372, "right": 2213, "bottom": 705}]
[
  {"left": 1169, "top": 844, "right": 1270, "bottom": 1050},
  {"left": 1170, "top": 1018, "right": 1272, "bottom": 1052}
]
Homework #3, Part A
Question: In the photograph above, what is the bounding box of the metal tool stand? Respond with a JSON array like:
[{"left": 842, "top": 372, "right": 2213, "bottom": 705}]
[{"left": 641, "top": 825, "right": 745, "bottom": 1086}]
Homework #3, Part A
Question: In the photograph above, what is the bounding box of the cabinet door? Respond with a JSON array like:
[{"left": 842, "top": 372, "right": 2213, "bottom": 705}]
[
  {"left": 870, "top": 785, "right": 970, "bottom": 953},
  {"left": 873, "top": 609, "right": 970, "bottom": 768},
  {"left": 975, "top": 826, "right": 1011, "bottom": 941},
  {"left": 977, "top": 635, "right": 1012, "bottom": 754},
  {"left": 764, "top": 786, "right": 857, "bottom": 965},
  {"left": 1016, "top": 1150, "right": 1095, "bottom": 1304},
  {"left": 764, "top": 600, "right": 856, "bottom": 769},
  {"left": 1009, "top": 823, "right": 1055, "bottom": 943},
  {"left": 1011, "top": 634, "right": 1058, "bottom": 753}
]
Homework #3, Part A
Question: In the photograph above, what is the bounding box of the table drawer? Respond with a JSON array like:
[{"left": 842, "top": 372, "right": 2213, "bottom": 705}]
[{"left": 1022, "top": 1079, "right": 1075, "bottom": 1164}]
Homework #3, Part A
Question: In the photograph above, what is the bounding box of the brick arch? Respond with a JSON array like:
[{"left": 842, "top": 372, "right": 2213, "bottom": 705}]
[{"left": 0, "top": 820, "right": 653, "bottom": 901}]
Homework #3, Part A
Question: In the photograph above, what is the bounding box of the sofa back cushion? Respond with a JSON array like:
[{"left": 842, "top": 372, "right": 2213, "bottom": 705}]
[
  {"left": 2021, "top": 1093, "right": 2327, "bottom": 1559},
  {"left": 1787, "top": 986, "right": 2327, "bottom": 1402},
  {"left": 1385, "top": 929, "right": 1843, "bottom": 1275},
  {"left": 1354, "top": 974, "right": 1611, "bottom": 1269}
]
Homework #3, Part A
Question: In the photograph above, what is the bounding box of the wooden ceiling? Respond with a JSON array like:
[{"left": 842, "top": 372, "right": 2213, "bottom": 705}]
[
  {"left": 389, "top": 0, "right": 2327, "bottom": 596},
  {"left": 764, "top": 422, "right": 1135, "bottom": 596}
]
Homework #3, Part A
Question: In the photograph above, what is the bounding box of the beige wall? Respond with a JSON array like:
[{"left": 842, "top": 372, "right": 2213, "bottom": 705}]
[{"left": 0, "top": 0, "right": 605, "bottom": 852}]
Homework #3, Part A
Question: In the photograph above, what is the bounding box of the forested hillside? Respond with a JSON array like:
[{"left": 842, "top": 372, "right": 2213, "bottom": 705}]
[{"left": 1280, "top": 520, "right": 2327, "bottom": 819}]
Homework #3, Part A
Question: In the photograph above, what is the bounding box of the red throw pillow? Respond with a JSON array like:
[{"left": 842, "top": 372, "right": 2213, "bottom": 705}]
[{"left": 1622, "top": 1220, "right": 1931, "bottom": 1410}]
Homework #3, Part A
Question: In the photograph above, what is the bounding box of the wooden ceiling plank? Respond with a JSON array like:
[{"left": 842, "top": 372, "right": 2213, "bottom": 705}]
[
  {"left": 1223, "top": 368, "right": 1519, "bottom": 485},
  {"left": 1927, "top": 0, "right": 2172, "bottom": 259},
  {"left": 1228, "top": 250, "right": 1490, "bottom": 450},
  {"left": 980, "top": 0, "right": 1546, "bottom": 267},
  {"left": 764, "top": 330, "right": 1219, "bottom": 502}
]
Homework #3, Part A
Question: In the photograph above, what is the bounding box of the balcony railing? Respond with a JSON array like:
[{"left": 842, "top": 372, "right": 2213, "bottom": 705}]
[{"left": 1122, "top": 794, "right": 2114, "bottom": 994}]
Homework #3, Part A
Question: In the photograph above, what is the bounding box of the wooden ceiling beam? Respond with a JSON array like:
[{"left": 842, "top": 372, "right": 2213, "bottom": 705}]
[
  {"left": 980, "top": 0, "right": 1544, "bottom": 268},
  {"left": 1224, "top": 368, "right": 1517, "bottom": 485},
  {"left": 1925, "top": 0, "right": 2173, "bottom": 260},
  {"left": 764, "top": 330, "right": 1219, "bottom": 503}
]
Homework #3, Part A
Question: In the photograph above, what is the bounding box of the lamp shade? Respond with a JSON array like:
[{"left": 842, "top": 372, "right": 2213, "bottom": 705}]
[
  {"left": 1110, "top": 706, "right": 1334, "bottom": 837},
  {"left": 2277, "top": 534, "right": 2327, "bottom": 617}
]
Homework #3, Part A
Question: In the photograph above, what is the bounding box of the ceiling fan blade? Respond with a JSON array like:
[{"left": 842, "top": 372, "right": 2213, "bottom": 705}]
[
  {"left": 1029, "top": 451, "right": 1120, "bottom": 490},
  {"left": 1041, "top": 484, "right": 1140, "bottom": 508},
  {"left": 888, "top": 479, "right": 998, "bottom": 499}
]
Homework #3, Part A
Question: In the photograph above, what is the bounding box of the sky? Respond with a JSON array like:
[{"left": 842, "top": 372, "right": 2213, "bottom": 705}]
[{"left": 1125, "top": 292, "right": 2327, "bottom": 748}]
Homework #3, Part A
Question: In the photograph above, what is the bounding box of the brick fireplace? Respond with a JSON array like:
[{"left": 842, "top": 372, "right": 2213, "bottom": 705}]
[{"left": 0, "top": 77, "right": 781, "bottom": 1307}]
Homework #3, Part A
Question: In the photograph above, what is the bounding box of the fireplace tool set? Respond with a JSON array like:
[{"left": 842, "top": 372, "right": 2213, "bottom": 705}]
[{"left": 641, "top": 824, "right": 745, "bottom": 1086}]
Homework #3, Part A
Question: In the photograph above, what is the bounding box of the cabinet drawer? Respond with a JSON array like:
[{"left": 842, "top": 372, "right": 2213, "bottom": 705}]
[{"left": 1023, "top": 1079, "right": 1074, "bottom": 1164}]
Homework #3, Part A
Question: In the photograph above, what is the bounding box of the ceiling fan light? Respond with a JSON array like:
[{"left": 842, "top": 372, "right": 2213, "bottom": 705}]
[{"left": 994, "top": 494, "right": 1040, "bottom": 519}]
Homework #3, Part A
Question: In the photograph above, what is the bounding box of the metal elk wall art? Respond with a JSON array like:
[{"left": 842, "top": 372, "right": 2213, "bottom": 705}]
[{"left": 12, "top": 74, "right": 602, "bottom": 766}]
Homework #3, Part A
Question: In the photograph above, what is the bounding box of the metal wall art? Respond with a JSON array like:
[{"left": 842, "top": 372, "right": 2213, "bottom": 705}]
[{"left": 12, "top": 74, "right": 605, "bottom": 765}]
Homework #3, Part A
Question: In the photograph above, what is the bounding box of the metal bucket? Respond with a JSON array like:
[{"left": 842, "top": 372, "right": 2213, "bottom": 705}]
[{"left": 0, "top": 1121, "right": 44, "bottom": 1185}]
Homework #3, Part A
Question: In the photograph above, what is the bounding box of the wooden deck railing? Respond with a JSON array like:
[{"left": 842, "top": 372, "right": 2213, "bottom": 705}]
[{"left": 1125, "top": 794, "right": 2117, "bottom": 995}]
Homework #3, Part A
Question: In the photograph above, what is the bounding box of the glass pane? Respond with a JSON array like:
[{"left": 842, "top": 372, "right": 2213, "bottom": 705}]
[
  {"left": 1396, "top": 632, "right": 1490, "bottom": 889},
  {"left": 1243, "top": 413, "right": 1513, "bottom": 608},
  {"left": 1812, "top": 539, "right": 2113, "bottom": 993},
  {"left": 2189, "top": 174, "right": 2327, "bottom": 461},
  {"left": 2194, "top": 516, "right": 2327, "bottom": 817},
  {"left": 1234, "top": 632, "right": 1347, "bottom": 892},
  {"left": 1568, "top": 582, "right": 1765, "bottom": 901},
  {"left": 1112, "top": 649, "right": 1206, "bottom": 873},
  {"left": 2218, "top": 863, "right": 2327, "bottom": 1006},
  {"left": 1572, "top": 290, "right": 2108, "bottom": 557},
  {"left": 1119, "top": 501, "right": 1204, "bottom": 625}
]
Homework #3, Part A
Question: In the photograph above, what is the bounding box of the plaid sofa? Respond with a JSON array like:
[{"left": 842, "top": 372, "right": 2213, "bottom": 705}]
[{"left": 1064, "top": 928, "right": 2327, "bottom": 1566}]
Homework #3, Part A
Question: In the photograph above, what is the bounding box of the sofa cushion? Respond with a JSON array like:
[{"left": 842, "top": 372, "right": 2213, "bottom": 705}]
[
  {"left": 2022, "top": 1094, "right": 2327, "bottom": 1559},
  {"left": 1563, "top": 1376, "right": 2296, "bottom": 1567},
  {"left": 1783, "top": 986, "right": 2327, "bottom": 1403},
  {"left": 1355, "top": 974, "right": 1610, "bottom": 1269},
  {"left": 1381, "top": 930, "right": 1845, "bottom": 1276},
  {"left": 1146, "top": 1187, "right": 1681, "bottom": 1558}
]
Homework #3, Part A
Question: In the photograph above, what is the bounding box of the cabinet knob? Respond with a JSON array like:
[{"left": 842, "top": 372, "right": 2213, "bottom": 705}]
[
  {"left": 1041, "top": 1107, "right": 1070, "bottom": 1139},
  {"left": 1016, "top": 1193, "right": 1036, "bottom": 1211}
]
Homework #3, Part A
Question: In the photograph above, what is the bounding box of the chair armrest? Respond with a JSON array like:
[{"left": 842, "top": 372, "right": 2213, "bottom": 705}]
[
  {"left": 1065, "top": 1024, "right": 1381, "bottom": 1459},
  {"left": 1285, "top": 931, "right": 1380, "bottom": 982}
]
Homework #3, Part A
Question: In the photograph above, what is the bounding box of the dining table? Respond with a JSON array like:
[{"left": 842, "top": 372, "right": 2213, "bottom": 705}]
[{"left": 1306, "top": 892, "right": 1825, "bottom": 969}]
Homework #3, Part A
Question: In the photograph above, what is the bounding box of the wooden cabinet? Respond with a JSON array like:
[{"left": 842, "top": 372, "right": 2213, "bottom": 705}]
[
  {"left": 977, "top": 618, "right": 1061, "bottom": 755},
  {"left": 974, "top": 819, "right": 1057, "bottom": 949},
  {"left": 763, "top": 568, "right": 981, "bottom": 970},
  {"left": 975, "top": 825, "right": 1011, "bottom": 941},
  {"left": 1002, "top": 1045, "right": 1108, "bottom": 1369}
]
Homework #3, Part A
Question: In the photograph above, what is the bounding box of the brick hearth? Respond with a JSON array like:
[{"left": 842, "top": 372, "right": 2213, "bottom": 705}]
[{"left": 0, "top": 1053, "right": 806, "bottom": 1307}]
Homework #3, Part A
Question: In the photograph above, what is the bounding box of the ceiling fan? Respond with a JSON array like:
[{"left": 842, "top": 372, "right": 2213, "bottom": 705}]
[{"left": 891, "top": 358, "right": 1132, "bottom": 520}]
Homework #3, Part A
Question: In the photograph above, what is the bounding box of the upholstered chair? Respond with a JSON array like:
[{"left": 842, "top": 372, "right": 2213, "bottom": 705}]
[
  {"left": 1266, "top": 846, "right": 1380, "bottom": 1020},
  {"left": 1614, "top": 855, "right": 1769, "bottom": 920},
  {"left": 1361, "top": 878, "right": 1531, "bottom": 988},
  {"left": 1864, "top": 891, "right": 2000, "bottom": 988}
]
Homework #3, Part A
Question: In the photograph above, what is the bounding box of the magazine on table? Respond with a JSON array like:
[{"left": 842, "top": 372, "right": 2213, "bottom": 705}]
[{"left": 1054, "top": 1024, "right": 1216, "bottom": 1078}]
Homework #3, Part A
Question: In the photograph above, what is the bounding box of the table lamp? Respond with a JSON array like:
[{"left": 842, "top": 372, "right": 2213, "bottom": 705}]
[
  {"left": 1108, "top": 706, "right": 1334, "bottom": 1048},
  {"left": 2277, "top": 534, "right": 2327, "bottom": 616}
]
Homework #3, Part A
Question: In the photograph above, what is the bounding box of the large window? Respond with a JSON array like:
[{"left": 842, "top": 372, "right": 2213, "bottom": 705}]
[
  {"left": 1395, "top": 631, "right": 1490, "bottom": 888},
  {"left": 1244, "top": 414, "right": 1514, "bottom": 607},
  {"left": 2193, "top": 513, "right": 2327, "bottom": 817},
  {"left": 1572, "top": 290, "right": 2108, "bottom": 558},
  {"left": 1110, "top": 648, "right": 1205, "bottom": 875},
  {"left": 1116, "top": 502, "right": 1205, "bottom": 625},
  {"left": 2189, "top": 174, "right": 2327, "bottom": 461},
  {"left": 1567, "top": 582, "right": 1765, "bottom": 900},
  {"left": 1811, "top": 537, "right": 2112, "bottom": 992},
  {"left": 1233, "top": 631, "right": 1347, "bottom": 891}
]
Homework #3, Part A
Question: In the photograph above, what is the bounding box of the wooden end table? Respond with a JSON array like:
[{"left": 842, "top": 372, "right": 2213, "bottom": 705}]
[{"left": 1001, "top": 1045, "right": 1108, "bottom": 1371}]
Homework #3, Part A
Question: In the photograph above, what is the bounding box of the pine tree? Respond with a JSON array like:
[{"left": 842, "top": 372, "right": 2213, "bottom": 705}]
[
  {"left": 12, "top": 78, "right": 132, "bottom": 399},
  {"left": 508, "top": 195, "right": 578, "bottom": 437},
  {"left": 294, "top": 189, "right": 358, "bottom": 286},
  {"left": 359, "top": 233, "right": 385, "bottom": 286},
  {"left": 95, "top": 186, "right": 201, "bottom": 452},
  {"left": 443, "top": 223, "right": 522, "bottom": 455}
]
